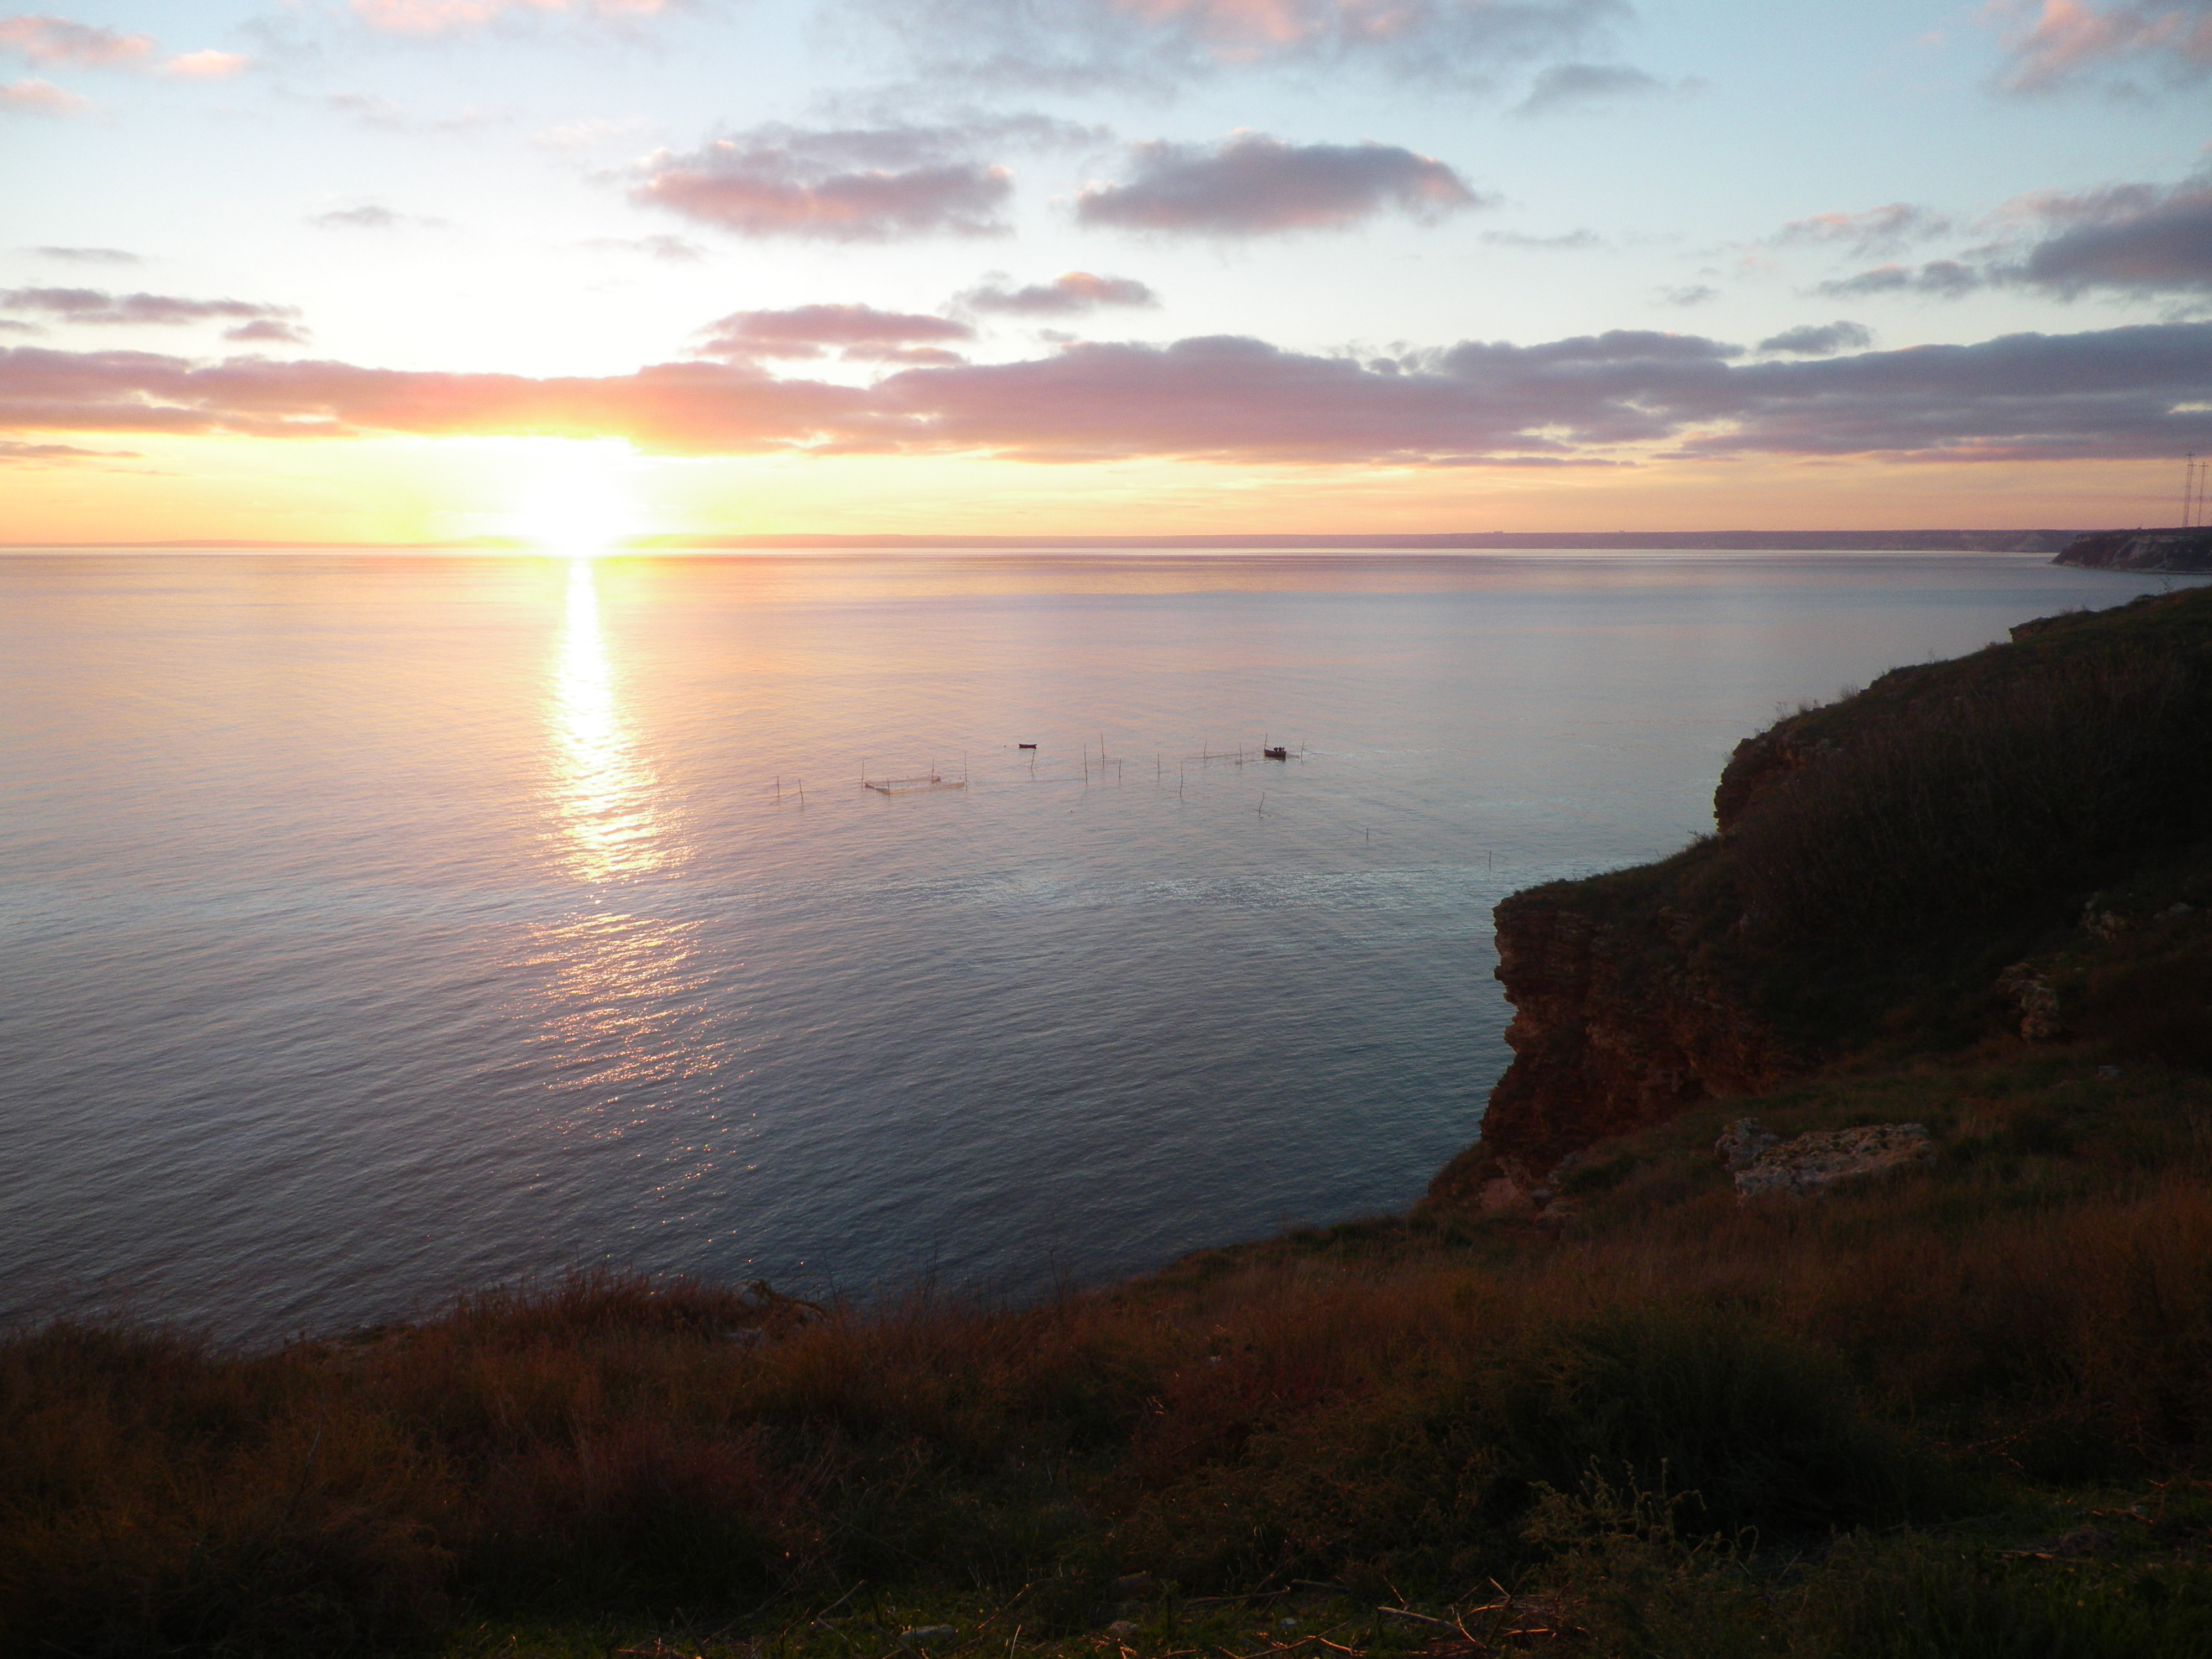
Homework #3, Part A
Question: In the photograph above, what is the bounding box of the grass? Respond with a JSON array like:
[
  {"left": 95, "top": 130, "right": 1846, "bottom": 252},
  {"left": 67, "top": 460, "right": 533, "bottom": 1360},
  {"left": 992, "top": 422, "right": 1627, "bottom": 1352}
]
[{"left": 5, "top": 1044, "right": 2211, "bottom": 1656}]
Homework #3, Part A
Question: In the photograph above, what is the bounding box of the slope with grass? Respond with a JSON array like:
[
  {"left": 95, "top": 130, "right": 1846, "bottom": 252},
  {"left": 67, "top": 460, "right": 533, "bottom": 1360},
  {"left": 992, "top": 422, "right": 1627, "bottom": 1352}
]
[{"left": 7, "top": 591, "right": 2212, "bottom": 1658}]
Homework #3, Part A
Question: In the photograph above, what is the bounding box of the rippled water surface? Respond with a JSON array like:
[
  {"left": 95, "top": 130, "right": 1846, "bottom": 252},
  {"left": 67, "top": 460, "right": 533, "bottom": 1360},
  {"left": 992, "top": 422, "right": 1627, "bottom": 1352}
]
[{"left": 1, "top": 549, "right": 2186, "bottom": 1340}]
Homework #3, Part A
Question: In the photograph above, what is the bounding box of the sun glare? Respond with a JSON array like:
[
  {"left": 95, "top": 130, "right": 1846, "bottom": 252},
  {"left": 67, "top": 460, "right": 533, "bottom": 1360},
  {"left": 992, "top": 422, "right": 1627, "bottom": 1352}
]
[{"left": 505, "top": 442, "right": 642, "bottom": 555}]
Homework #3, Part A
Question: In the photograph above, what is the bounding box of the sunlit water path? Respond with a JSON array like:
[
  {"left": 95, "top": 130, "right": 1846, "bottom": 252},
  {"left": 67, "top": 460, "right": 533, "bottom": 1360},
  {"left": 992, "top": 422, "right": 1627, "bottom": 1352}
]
[{"left": 0, "top": 550, "right": 2192, "bottom": 1342}]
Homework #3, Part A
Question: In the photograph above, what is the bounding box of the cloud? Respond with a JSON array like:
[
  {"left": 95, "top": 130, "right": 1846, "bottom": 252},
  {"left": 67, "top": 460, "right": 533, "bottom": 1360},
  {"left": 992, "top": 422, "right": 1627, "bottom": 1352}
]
[
  {"left": 351, "top": 0, "right": 670, "bottom": 33},
  {"left": 1512, "top": 60, "right": 1671, "bottom": 113},
  {"left": 1480, "top": 227, "right": 1604, "bottom": 249},
  {"left": 1657, "top": 284, "right": 1719, "bottom": 305},
  {"left": 2015, "top": 178, "right": 2212, "bottom": 292},
  {"left": 1678, "top": 321, "right": 2212, "bottom": 461},
  {"left": 1757, "top": 321, "right": 1874, "bottom": 356},
  {"left": 161, "top": 50, "right": 249, "bottom": 78},
  {"left": 0, "top": 436, "right": 138, "bottom": 463},
  {"left": 1815, "top": 259, "right": 1987, "bottom": 298},
  {"left": 1990, "top": 0, "right": 2212, "bottom": 92},
  {"left": 324, "top": 92, "right": 488, "bottom": 131},
  {"left": 0, "top": 345, "right": 872, "bottom": 451},
  {"left": 845, "top": 0, "right": 1628, "bottom": 92},
  {"left": 959, "top": 272, "right": 1159, "bottom": 314},
  {"left": 695, "top": 303, "right": 974, "bottom": 361},
  {"left": 0, "top": 288, "right": 304, "bottom": 329},
  {"left": 307, "top": 204, "right": 446, "bottom": 231},
  {"left": 1776, "top": 202, "right": 1954, "bottom": 257},
  {"left": 1076, "top": 134, "right": 1483, "bottom": 235},
  {"left": 6, "top": 321, "right": 2205, "bottom": 467},
  {"left": 534, "top": 114, "right": 648, "bottom": 149},
  {"left": 223, "top": 319, "right": 312, "bottom": 345},
  {"left": 1, "top": 75, "right": 85, "bottom": 113},
  {"left": 31, "top": 245, "right": 138, "bottom": 262},
  {"left": 632, "top": 122, "right": 1055, "bottom": 241},
  {"left": 582, "top": 233, "right": 708, "bottom": 262},
  {"left": 0, "top": 15, "right": 152, "bottom": 66}
]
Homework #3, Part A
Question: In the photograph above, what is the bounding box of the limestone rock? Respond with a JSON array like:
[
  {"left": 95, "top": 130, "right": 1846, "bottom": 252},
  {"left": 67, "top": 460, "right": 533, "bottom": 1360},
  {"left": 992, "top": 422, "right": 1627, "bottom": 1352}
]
[
  {"left": 1715, "top": 1117, "right": 1780, "bottom": 1169},
  {"left": 1734, "top": 1123, "right": 1934, "bottom": 1199},
  {"left": 1996, "top": 961, "right": 2067, "bottom": 1041}
]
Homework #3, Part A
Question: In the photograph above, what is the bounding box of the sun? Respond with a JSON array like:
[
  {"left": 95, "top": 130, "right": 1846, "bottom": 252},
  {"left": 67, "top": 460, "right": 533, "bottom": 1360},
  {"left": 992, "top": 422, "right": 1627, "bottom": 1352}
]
[{"left": 503, "top": 440, "right": 644, "bottom": 555}]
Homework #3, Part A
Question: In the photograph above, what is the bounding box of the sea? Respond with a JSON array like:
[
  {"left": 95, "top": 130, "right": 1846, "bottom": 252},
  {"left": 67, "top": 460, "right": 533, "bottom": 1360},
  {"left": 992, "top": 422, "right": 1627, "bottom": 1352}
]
[{"left": 2, "top": 549, "right": 2195, "bottom": 1344}]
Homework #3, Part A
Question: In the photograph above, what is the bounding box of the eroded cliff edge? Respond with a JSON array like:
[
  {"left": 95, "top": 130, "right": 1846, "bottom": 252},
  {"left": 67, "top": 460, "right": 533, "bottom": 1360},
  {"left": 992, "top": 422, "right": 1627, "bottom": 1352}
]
[
  {"left": 2056, "top": 528, "right": 2212, "bottom": 573},
  {"left": 1442, "top": 584, "right": 2212, "bottom": 1197}
]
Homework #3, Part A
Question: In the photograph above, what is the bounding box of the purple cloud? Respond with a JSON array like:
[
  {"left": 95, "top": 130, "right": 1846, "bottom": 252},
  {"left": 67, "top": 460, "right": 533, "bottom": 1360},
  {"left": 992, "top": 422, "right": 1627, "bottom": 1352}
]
[
  {"left": 0, "top": 15, "right": 152, "bottom": 66},
  {"left": 1757, "top": 321, "right": 1874, "bottom": 356},
  {"left": 4, "top": 321, "right": 2207, "bottom": 467},
  {"left": 0, "top": 436, "right": 138, "bottom": 463},
  {"left": 0, "top": 288, "right": 304, "bottom": 329},
  {"left": 1815, "top": 259, "right": 1987, "bottom": 299},
  {"left": 695, "top": 304, "right": 974, "bottom": 361},
  {"left": 632, "top": 123, "right": 1046, "bottom": 241},
  {"left": 1992, "top": 1, "right": 2212, "bottom": 92},
  {"left": 1077, "top": 134, "right": 1484, "bottom": 235},
  {"left": 1512, "top": 61, "right": 1671, "bottom": 114},
  {"left": 223, "top": 319, "right": 312, "bottom": 345},
  {"left": 1776, "top": 202, "right": 1955, "bottom": 257},
  {"left": 959, "top": 272, "right": 1159, "bottom": 315},
  {"left": 2018, "top": 178, "right": 2212, "bottom": 292}
]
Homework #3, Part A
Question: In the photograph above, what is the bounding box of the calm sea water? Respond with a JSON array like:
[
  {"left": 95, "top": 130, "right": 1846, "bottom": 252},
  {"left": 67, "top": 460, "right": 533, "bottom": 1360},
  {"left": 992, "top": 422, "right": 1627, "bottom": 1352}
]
[{"left": 0, "top": 550, "right": 2192, "bottom": 1342}]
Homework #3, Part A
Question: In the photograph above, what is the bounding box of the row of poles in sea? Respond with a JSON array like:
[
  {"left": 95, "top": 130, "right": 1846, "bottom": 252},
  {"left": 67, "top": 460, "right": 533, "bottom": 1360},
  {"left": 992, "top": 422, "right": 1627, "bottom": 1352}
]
[{"left": 758, "top": 739, "right": 1501, "bottom": 865}]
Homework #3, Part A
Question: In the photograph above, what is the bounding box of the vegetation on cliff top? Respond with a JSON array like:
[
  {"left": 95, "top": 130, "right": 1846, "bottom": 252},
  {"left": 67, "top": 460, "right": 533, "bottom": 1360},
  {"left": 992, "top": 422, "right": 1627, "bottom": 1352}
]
[{"left": 7, "top": 587, "right": 2212, "bottom": 1657}]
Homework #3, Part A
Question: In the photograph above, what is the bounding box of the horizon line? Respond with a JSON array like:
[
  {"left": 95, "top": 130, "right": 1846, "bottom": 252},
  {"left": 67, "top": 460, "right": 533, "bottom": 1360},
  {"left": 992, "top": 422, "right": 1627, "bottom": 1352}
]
[{"left": 0, "top": 528, "right": 2109, "bottom": 553}]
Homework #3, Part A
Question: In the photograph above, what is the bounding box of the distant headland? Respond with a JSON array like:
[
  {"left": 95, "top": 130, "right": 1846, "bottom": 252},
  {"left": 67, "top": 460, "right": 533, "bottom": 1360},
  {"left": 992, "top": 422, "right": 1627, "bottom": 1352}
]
[{"left": 2055, "top": 526, "right": 2212, "bottom": 573}]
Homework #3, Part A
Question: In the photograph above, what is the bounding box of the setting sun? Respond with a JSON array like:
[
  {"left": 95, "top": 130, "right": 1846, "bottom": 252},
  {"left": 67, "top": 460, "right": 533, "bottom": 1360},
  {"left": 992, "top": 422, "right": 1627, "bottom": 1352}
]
[{"left": 502, "top": 441, "right": 644, "bottom": 554}]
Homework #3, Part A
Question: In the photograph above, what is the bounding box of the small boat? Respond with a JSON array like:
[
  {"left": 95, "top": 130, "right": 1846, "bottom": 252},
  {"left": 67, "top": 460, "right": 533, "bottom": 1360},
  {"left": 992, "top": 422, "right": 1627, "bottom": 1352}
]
[
  {"left": 1262, "top": 746, "right": 1290, "bottom": 760},
  {"left": 1018, "top": 742, "right": 1037, "bottom": 749}
]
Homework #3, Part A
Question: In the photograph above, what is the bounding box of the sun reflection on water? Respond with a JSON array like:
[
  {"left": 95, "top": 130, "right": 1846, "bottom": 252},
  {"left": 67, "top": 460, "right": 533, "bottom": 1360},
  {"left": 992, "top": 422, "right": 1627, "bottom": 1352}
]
[
  {"left": 551, "top": 556, "right": 668, "bottom": 882},
  {"left": 538, "top": 557, "right": 726, "bottom": 1127}
]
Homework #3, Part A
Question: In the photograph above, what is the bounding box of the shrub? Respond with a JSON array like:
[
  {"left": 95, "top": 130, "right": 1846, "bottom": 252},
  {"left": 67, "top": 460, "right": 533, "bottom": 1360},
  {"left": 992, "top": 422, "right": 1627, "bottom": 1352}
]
[
  {"left": 1488, "top": 1307, "right": 1932, "bottom": 1532},
  {"left": 1730, "top": 645, "right": 2211, "bottom": 945}
]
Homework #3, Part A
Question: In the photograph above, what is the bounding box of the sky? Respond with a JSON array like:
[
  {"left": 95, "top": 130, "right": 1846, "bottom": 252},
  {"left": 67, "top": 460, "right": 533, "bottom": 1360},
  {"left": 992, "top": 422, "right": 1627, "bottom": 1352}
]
[{"left": 2, "top": 0, "right": 2210, "bottom": 544}]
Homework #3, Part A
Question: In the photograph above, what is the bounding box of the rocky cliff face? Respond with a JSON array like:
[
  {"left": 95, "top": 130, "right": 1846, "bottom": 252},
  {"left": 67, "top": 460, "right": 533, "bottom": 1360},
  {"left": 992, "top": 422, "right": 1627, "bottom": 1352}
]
[
  {"left": 2055, "top": 529, "right": 2212, "bottom": 572},
  {"left": 1477, "top": 888, "right": 1793, "bottom": 1185},
  {"left": 1473, "top": 714, "right": 1824, "bottom": 1186}
]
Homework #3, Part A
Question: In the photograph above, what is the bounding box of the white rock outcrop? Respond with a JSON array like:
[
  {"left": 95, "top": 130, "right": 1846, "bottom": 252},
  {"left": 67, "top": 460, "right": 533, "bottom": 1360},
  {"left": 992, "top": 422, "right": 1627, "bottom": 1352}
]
[{"left": 1728, "top": 1121, "right": 1935, "bottom": 1199}]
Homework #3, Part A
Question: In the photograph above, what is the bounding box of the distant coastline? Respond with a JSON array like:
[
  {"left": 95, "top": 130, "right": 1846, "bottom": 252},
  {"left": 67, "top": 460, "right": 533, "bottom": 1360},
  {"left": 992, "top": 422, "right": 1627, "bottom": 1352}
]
[
  {"left": 2054, "top": 526, "right": 2212, "bottom": 573},
  {"left": 6, "top": 528, "right": 2084, "bottom": 552}
]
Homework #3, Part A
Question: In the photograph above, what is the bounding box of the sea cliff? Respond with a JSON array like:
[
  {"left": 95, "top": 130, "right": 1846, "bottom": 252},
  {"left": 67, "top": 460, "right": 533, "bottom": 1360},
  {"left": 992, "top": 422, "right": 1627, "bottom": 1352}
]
[
  {"left": 2055, "top": 527, "right": 2212, "bottom": 572},
  {"left": 1456, "top": 583, "right": 2212, "bottom": 1192}
]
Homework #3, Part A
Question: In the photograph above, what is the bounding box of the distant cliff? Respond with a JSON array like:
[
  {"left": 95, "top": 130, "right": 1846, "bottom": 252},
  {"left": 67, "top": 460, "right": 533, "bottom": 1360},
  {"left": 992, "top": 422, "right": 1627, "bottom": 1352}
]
[
  {"left": 2055, "top": 528, "right": 2212, "bottom": 572},
  {"left": 1459, "top": 585, "right": 2212, "bottom": 1190}
]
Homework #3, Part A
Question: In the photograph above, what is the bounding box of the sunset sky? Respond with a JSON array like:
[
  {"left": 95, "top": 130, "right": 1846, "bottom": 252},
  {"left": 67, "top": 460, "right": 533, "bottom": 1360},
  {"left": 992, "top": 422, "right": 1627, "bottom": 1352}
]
[{"left": 3, "top": 0, "right": 2210, "bottom": 544}]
